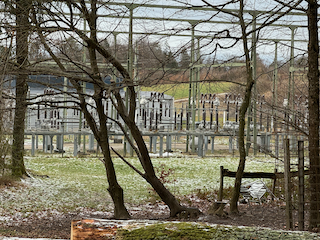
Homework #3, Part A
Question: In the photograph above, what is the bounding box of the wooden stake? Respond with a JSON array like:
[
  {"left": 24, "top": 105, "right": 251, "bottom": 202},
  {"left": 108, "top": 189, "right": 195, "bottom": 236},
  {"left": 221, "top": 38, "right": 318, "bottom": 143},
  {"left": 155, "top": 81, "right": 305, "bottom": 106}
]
[
  {"left": 218, "top": 166, "right": 224, "bottom": 201},
  {"left": 284, "top": 138, "right": 293, "bottom": 230},
  {"left": 298, "top": 141, "right": 305, "bottom": 231}
]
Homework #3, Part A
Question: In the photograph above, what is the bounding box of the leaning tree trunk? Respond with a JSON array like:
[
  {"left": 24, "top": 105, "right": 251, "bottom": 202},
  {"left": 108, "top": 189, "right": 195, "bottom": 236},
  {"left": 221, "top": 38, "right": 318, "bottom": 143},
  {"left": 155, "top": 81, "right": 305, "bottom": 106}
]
[
  {"left": 307, "top": 0, "right": 320, "bottom": 229},
  {"left": 12, "top": 0, "right": 30, "bottom": 177},
  {"left": 92, "top": 84, "right": 130, "bottom": 219},
  {"left": 115, "top": 90, "right": 200, "bottom": 217},
  {"left": 130, "top": 120, "right": 200, "bottom": 217},
  {"left": 74, "top": 2, "right": 200, "bottom": 217}
]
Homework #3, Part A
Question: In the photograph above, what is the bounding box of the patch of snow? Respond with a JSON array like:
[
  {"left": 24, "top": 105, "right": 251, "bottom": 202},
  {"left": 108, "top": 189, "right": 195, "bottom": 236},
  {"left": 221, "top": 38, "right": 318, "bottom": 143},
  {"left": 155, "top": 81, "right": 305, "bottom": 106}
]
[{"left": 149, "top": 152, "right": 177, "bottom": 158}]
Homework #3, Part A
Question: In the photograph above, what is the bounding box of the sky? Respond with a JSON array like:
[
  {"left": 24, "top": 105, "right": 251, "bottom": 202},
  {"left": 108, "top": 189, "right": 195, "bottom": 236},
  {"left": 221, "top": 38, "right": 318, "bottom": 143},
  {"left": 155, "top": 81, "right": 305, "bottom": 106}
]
[
  {"left": 0, "top": 0, "right": 309, "bottom": 64},
  {"left": 93, "top": 0, "right": 309, "bottom": 64}
]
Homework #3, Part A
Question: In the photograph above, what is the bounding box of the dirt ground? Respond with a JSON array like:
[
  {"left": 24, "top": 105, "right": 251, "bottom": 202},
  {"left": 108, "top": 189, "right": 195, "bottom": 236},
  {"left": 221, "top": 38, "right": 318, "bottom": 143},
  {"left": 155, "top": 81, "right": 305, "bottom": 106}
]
[
  {"left": 0, "top": 196, "right": 310, "bottom": 239},
  {"left": 7, "top": 132, "right": 307, "bottom": 238}
]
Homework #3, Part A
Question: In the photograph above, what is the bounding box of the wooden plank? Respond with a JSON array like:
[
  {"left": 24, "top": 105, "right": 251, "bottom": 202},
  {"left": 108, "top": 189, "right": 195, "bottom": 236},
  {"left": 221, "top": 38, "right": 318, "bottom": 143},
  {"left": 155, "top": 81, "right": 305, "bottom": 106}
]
[{"left": 222, "top": 168, "right": 309, "bottom": 179}]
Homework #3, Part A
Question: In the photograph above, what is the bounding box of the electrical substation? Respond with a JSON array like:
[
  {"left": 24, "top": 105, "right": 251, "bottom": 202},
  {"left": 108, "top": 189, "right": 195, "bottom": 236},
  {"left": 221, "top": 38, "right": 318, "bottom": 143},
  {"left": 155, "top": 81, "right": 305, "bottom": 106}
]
[{"left": 11, "top": 2, "right": 310, "bottom": 158}]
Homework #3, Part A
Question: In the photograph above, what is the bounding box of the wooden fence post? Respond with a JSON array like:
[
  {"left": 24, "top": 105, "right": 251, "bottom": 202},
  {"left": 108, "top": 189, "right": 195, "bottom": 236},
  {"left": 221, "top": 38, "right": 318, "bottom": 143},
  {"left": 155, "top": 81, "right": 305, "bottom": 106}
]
[
  {"left": 218, "top": 166, "right": 224, "bottom": 201},
  {"left": 298, "top": 140, "right": 305, "bottom": 230},
  {"left": 272, "top": 168, "right": 277, "bottom": 200},
  {"left": 284, "top": 138, "right": 293, "bottom": 230}
]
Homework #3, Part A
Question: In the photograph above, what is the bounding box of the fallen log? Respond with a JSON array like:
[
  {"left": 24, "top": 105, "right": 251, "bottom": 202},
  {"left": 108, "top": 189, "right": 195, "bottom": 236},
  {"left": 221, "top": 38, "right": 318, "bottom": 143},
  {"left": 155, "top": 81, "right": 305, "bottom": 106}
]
[
  {"left": 70, "top": 219, "right": 161, "bottom": 240},
  {"left": 71, "top": 219, "right": 117, "bottom": 240}
]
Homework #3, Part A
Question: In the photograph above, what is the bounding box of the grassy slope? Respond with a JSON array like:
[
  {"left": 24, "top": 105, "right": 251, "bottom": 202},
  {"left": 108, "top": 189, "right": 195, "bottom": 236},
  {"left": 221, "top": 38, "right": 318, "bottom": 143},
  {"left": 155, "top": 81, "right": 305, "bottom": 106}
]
[{"left": 141, "top": 82, "right": 230, "bottom": 99}]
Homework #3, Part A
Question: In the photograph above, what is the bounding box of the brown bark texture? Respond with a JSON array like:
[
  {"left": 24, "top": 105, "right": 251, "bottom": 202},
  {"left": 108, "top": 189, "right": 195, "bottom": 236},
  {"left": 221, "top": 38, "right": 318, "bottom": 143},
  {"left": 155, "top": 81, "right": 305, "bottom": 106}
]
[
  {"left": 73, "top": 0, "right": 130, "bottom": 219},
  {"left": 307, "top": 0, "right": 320, "bottom": 230},
  {"left": 12, "top": 0, "right": 30, "bottom": 177},
  {"left": 229, "top": 0, "right": 254, "bottom": 214}
]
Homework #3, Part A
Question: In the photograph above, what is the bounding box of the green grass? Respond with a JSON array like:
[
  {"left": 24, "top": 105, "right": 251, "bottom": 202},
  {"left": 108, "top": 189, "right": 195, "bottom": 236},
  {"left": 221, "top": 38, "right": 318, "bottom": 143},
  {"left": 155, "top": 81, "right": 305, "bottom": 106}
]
[
  {"left": 17, "top": 154, "right": 276, "bottom": 214},
  {"left": 141, "top": 82, "right": 230, "bottom": 99}
]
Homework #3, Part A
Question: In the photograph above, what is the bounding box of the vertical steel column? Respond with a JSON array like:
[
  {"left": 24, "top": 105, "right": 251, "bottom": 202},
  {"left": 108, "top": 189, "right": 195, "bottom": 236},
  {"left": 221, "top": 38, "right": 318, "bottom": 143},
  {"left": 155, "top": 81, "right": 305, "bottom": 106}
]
[
  {"left": 50, "top": 135, "right": 53, "bottom": 154},
  {"left": 111, "top": 33, "right": 119, "bottom": 126},
  {"left": 211, "top": 136, "right": 215, "bottom": 154},
  {"left": 289, "top": 27, "right": 296, "bottom": 127},
  {"left": 79, "top": 19, "right": 87, "bottom": 150},
  {"left": 124, "top": 5, "right": 135, "bottom": 156},
  {"left": 273, "top": 42, "right": 279, "bottom": 158},
  {"left": 31, "top": 134, "right": 35, "bottom": 156},
  {"left": 196, "top": 38, "right": 201, "bottom": 122},
  {"left": 159, "top": 135, "right": 163, "bottom": 157},
  {"left": 135, "top": 42, "right": 140, "bottom": 136},
  {"left": 251, "top": 13, "right": 258, "bottom": 155},
  {"left": 63, "top": 77, "right": 68, "bottom": 132},
  {"left": 190, "top": 22, "right": 197, "bottom": 153},
  {"left": 74, "top": 135, "right": 78, "bottom": 157}
]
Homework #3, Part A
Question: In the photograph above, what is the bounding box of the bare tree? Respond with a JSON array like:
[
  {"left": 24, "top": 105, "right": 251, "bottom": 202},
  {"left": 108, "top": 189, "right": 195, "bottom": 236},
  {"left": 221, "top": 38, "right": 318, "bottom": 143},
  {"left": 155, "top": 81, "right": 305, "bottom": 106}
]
[
  {"left": 190, "top": 0, "right": 303, "bottom": 213},
  {"left": 28, "top": 0, "right": 201, "bottom": 218}
]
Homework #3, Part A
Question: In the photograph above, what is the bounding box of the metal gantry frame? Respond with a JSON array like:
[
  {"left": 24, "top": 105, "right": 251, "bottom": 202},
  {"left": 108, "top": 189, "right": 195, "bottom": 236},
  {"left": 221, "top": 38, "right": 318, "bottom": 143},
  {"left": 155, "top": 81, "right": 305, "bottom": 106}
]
[
  {"left": 99, "top": 2, "right": 309, "bottom": 155},
  {"left": 2, "top": 1, "right": 311, "bottom": 156}
]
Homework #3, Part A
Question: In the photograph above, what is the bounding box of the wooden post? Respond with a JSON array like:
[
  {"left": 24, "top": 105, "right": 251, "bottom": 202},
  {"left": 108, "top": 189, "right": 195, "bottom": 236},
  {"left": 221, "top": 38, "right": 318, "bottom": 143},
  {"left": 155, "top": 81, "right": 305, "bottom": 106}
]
[
  {"left": 272, "top": 168, "right": 277, "bottom": 200},
  {"left": 218, "top": 166, "right": 224, "bottom": 201},
  {"left": 298, "top": 140, "right": 305, "bottom": 231},
  {"left": 284, "top": 138, "right": 293, "bottom": 230}
]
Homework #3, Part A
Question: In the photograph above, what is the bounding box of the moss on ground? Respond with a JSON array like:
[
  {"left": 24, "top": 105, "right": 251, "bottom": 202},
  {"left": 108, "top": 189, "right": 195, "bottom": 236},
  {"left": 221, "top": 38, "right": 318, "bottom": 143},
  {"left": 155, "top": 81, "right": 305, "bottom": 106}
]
[{"left": 116, "top": 222, "right": 320, "bottom": 240}]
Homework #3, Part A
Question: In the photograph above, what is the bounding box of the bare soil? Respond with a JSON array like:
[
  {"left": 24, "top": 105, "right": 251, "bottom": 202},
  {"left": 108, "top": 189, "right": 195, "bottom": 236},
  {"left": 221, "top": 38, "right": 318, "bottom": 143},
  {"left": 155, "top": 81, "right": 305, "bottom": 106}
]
[{"left": 0, "top": 196, "right": 310, "bottom": 239}]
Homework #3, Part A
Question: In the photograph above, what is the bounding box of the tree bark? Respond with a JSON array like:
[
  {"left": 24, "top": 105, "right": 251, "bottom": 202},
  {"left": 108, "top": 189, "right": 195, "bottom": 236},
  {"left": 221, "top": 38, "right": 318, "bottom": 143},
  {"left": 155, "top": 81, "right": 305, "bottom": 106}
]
[
  {"left": 114, "top": 90, "right": 200, "bottom": 217},
  {"left": 99, "top": 129, "right": 130, "bottom": 219},
  {"left": 229, "top": 0, "right": 254, "bottom": 213},
  {"left": 12, "top": 0, "right": 30, "bottom": 177},
  {"left": 307, "top": 0, "right": 320, "bottom": 229},
  {"left": 75, "top": 0, "right": 130, "bottom": 219}
]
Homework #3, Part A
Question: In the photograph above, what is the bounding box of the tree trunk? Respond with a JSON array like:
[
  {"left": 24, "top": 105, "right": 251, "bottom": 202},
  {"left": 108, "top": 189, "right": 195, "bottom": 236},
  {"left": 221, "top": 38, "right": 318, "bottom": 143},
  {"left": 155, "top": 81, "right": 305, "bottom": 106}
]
[
  {"left": 229, "top": 0, "right": 254, "bottom": 213},
  {"left": 12, "top": 0, "right": 30, "bottom": 177},
  {"left": 307, "top": 0, "right": 320, "bottom": 229},
  {"left": 118, "top": 101, "right": 200, "bottom": 217},
  {"left": 80, "top": 1, "right": 130, "bottom": 219},
  {"left": 229, "top": 77, "right": 254, "bottom": 213},
  {"left": 99, "top": 133, "right": 131, "bottom": 219},
  {"left": 72, "top": 1, "right": 201, "bottom": 218}
]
